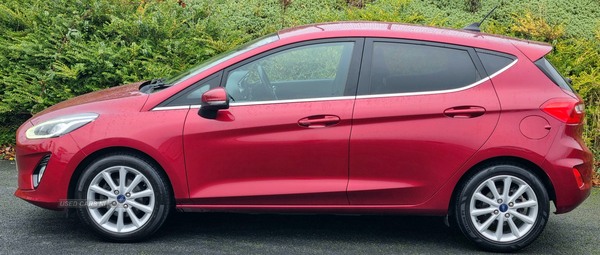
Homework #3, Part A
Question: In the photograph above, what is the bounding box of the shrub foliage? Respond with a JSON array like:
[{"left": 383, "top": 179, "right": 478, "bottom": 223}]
[{"left": 1, "top": 0, "right": 600, "bottom": 175}]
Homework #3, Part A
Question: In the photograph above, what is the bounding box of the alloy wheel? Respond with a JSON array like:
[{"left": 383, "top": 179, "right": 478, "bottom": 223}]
[
  {"left": 86, "top": 166, "right": 155, "bottom": 233},
  {"left": 469, "top": 175, "right": 538, "bottom": 242}
]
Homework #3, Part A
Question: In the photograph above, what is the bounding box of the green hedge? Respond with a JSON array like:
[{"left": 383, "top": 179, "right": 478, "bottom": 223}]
[{"left": 1, "top": 0, "right": 599, "bottom": 173}]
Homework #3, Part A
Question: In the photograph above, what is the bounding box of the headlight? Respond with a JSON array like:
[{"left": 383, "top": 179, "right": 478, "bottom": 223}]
[{"left": 26, "top": 113, "right": 99, "bottom": 139}]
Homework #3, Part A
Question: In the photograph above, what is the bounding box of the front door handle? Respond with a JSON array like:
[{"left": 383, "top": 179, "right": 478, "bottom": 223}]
[
  {"left": 298, "top": 115, "right": 341, "bottom": 128},
  {"left": 444, "top": 106, "right": 486, "bottom": 118}
]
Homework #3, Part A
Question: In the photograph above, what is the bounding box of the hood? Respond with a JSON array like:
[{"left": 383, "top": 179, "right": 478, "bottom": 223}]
[{"left": 32, "top": 81, "right": 148, "bottom": 120}]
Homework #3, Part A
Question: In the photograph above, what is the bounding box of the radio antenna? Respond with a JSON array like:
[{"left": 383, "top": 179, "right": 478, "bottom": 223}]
[{"left": 463, "top": 5, "right": 498, "bottom": 32}]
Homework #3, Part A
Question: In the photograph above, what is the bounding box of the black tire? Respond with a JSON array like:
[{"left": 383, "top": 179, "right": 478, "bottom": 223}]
[
  {"left": 74, "top": 153, "right": 173, "bottom": 242},
  {"left": 454, "top": 163, "right": 550, "bottom": 252}
]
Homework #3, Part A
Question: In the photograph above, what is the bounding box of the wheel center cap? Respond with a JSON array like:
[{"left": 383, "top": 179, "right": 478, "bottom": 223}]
[
  {"left": 117, "top": 194, "right": 126, "bottom": 203},
  {"left": 499, "top": 204, "right": 508, "bottom": 212}
]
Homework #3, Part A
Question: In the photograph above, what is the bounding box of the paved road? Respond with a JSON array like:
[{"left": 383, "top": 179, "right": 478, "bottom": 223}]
[{"left": 1, "top": 160, "right": 598, "bottom": 254}]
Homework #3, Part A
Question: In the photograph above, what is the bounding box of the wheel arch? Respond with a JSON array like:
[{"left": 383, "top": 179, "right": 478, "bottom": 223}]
[
  {"left": 448, "top": 156, "right": 556, "bottom": 216},
  {"left": 67, "top": 147, "right": 176, "bottom": 203}
]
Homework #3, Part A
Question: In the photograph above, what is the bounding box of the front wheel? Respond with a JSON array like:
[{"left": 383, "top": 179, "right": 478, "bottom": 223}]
[
  {"left": 454, "top": 164, "right": 550, "bottom": 252},
  {"left": 75, "top": 153, "right": 173, "bottom": 242}
]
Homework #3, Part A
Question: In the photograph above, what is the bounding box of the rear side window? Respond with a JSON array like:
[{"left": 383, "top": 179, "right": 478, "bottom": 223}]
[
  {"left": 477, "top": 51, "right": 515, "bottom": 76},
  {"left": 368, "top": 42, "right": 480, "bottom": 95},
  {"left": 534, "top": 57, "right": 574, "bottom": 92}
]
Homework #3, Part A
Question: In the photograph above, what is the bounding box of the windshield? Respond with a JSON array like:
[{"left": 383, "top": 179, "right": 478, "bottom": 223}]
[{"left": 164, "top": 33, "right": 279, "bottom": 85}]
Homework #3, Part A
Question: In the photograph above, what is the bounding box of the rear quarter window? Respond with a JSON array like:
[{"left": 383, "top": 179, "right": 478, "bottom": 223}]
[
  {"left": 476, "top": 50, "right": 516, "bottom": 76},
  {"left": 534, "top": 57, "right": 574, "bottom": 92}
]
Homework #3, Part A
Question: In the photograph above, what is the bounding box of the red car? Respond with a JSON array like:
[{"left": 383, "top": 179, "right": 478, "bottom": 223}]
[{"left": 15, "top": 21, "right": 592, "bottom": 252}]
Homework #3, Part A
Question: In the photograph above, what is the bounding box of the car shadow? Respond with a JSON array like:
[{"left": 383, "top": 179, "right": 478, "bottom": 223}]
[
  {"left": 152, "top": 212, "right": 475, "bottom": 249},
  {"left": 15, "top": 207, "right": 575, "bottom": 254}
]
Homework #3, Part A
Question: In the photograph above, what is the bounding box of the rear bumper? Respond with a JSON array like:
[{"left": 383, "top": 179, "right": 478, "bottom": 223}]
[
  {"left": 543, "top": 125, "right": 594, "bottom": 214},
  {"left": 543, "top": 160, "right": 593, "bottom": 214}
]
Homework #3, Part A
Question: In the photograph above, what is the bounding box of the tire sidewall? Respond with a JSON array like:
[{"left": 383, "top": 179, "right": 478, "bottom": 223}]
[
  {"left": 75, "top": 154, "right": 171, "bottom": 242},
  {"left": 455, "top": 165, "right": 550, "bottom": 252}
]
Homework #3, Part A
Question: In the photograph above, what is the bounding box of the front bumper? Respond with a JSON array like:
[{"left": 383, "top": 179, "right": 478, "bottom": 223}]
[{"left": 14, "top": 121, "right": 86, "bottom": 210}]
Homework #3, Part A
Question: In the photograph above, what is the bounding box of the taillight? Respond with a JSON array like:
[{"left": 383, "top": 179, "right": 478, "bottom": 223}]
[{"left": 540, "top": 99, "right": 585, "bottom": 124}]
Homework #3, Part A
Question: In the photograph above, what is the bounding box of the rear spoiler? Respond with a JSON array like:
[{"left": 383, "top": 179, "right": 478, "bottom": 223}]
[{"left": 510, "top": 40, "right": 553, "bottom": 62}]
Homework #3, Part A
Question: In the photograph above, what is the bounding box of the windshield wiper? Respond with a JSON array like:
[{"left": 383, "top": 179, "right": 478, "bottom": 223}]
[{"left": 144, "top": 78, "right": 171, "bottom": 93}]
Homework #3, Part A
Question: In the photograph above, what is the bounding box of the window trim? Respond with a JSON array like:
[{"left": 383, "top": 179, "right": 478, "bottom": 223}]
[
  {"left": 222, "top": 95, "right": 355, "bottom": 107},
  {"left": 152, "top": 105, "right": 191, "bottom": 111},
  {"left": 152, "top": 58, "right": 517, "bottom": 109},
  {"left": 356, "top": 38, "right": 490, "bottom": 97}
]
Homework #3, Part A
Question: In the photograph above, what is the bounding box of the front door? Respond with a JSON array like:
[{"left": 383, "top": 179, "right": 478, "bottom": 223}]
[{"left": 184, "top": 39, "right": 363, "bottom": 204}]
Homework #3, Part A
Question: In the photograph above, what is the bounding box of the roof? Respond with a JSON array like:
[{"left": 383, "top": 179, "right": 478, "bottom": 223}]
[{"left": 278, "top": 21, "right": 552, "bottom": 61}]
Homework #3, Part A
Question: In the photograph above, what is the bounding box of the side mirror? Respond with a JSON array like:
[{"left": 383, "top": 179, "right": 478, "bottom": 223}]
[{"left": 198, "top": 87, "right": 229, "bottom": 119}]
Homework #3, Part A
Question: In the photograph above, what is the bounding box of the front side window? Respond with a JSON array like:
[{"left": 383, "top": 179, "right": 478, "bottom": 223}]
[
  {"left": 368, "top": 42, "right": 480, "bottom": 95},
  {"left": 225, "top": 42, "right": 355, "bottom": 102}
]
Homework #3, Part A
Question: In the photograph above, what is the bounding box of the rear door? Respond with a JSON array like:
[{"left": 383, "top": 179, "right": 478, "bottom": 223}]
[
  {"left": 347, "top": 38, "right": 501, "bottom": 205},
  {"left": 183, "top": 38, "right": 364, "bottom": 205}
]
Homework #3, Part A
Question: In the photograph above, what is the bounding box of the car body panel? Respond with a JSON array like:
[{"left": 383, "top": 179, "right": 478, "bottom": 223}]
[
  {"left": 183, "top": 99, "right": 354, "bottom": 205},
  {"left": 32, "top": 81, "right": 148, "bottom": 123},
  {"left": 348, "top": 80, "right": 501, "bottom": 205},
  {"left": 541, "top": 123, "right": 593, "bottom": 213},
  {"left": 69, "top": 107, "right": 191, "bottom": 203},
  {"left": 15, "top": 95, "right": 191, "bottom": 208}
]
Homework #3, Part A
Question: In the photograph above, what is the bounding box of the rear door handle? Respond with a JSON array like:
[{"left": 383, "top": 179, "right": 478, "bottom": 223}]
[
  {"left": 444, "top": 106, "right": 486, "bottom": 118},
  {"left": 298, "top": 115, "right": 341, "bottom": 128}
]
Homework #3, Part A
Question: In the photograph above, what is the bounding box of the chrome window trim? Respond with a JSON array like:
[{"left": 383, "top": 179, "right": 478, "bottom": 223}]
[
  {"left": 230, "top": 96, "right": 355, "bottom": 106},
  {"left": 356, "top": 59, "right": 517, "bottom": 99},
  {"left": 151, "top": 59, "right": 516, "bottom": 110},
  {"left": 488, "top": 58, "right": 518, "bottom": 79},
  {"left": 188, "top": 95, "right": 356, "bottom": 108},
  {"left": 151, "top": 105, "right": 190, "bottom": 111}
]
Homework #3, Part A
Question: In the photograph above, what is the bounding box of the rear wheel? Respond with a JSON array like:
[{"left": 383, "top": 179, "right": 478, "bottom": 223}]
[
  {"left": 75, "top": 153, "right": 172, "bottom": 242},
  {"left": 454, "top": 164, "right": 550, "bottom": 252}
]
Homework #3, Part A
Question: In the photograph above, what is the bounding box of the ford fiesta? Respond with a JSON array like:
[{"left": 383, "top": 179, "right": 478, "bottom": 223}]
[{"left": 15, "top": 21, "right": 592, "bottom": 252}]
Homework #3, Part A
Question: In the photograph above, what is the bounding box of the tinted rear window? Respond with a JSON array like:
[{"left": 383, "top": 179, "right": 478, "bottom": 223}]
[
  {"left": 534, "top": 57, "right": 574, "bottom": 92},
  {"left": 368, "top": 42, "right": 480, "bottom": 94},
  {"left": 477, "top": 52, "right": 515, "bottom": 76}
]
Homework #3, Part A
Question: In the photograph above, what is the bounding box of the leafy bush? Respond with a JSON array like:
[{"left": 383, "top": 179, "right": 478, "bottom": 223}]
[
  {"left": 511, "top": 10, "right": 565, "bottom": 41},
  {"left": 1, "top": 0, "right": 600, "bottom": 180},
  {"left": 464, "top": 0, "right": 481, "bottom": 13},
  {"left": 0, "top": 113, "right": 29, "bottom": 146}
]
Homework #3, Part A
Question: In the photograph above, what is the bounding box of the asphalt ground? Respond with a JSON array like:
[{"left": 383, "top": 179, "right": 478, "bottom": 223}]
[{"left": 1, "top": 160, "right": 598, "bottom": 254}]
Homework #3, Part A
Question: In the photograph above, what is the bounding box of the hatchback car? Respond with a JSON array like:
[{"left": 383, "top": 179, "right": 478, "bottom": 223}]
[{"left": 15, "top": 21, "right": 592, "bottom": 252}]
